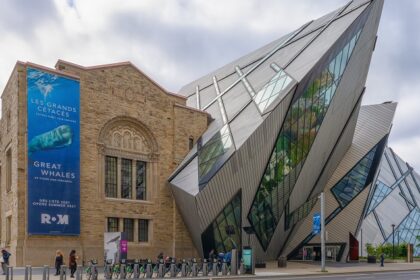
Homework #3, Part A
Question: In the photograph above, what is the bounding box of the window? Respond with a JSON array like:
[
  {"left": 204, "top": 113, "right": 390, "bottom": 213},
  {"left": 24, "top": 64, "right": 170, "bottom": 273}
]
[
  {"left": 201, "top": 193, "right": 241, "bottom": 255},
  {"left": 331, "top": 145, "right": 378, "bottom": 208},
  {"left": 136, "top": 161, "right": 146, "bottom": 200},
  {"left": 105, "top": 156, "right": 117, "bottom": 198},
  {"left": 123, "top": 218, "right": 134, "bottom": 242},
  {"left": 105, "top": 156, "right": 147, "bottom": 200},
  {"left": 138, "top": 219, "right": 149, "bottom": 242},
  {"left": 6, "top": 148, "right": 12, "bottom": 192},
  {"left": 107, "top": 217, "right": 119, "bottom": 232},
  {"left": 6, "top": 216, "right": 11, "bottom": 245},
  {"left": 286, "top": 196, "right": 318, "bottom": 230},
  {"left": 121, "top": 159, "right": 132, "bottom": 199},
  {"left": 248, "top": 27, "right": 364, "bottom": 250},
  {"left": 189, "top": 137, "right": 194, "bottom": 150}
]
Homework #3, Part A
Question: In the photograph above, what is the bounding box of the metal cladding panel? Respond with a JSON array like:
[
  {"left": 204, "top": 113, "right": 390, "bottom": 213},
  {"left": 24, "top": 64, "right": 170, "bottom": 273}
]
[
  {"left": 360, "top": 213, "right": 385, "bottom": 247},
  {"left": 170, "top": 183, "right": 203, "bottom": 256},
  {"left": 196, "top": 90, "right": 295, "bottom": 231},
  {"left": 287, "top": 0, "right": 380, "bottom": 215},
  {"left": 307, "top": 103, "right": 362, "bottom": 202},
  {"left": 282, "top": 101, "right": 396, "bottom": 258},
  {"left": 284, "top": 4, "right": 367, "bottom": 81},
  {"left": 405, "top": 172, "right": 420, "bottom": 206},
  {"left": 246, "top": 32, "right": 317, "bottom": 87},
  {"left": 377, "top": 155, "right": 397, "bottom": 187},
  {"left": 171, "top": 156, "right": 200, "bottom": 195},
  {"left": 344, "top": 0, "right": 372, "bottom": 13},
  {"left": 375, "top": 188, "right": 410, "bottom": 237},
  {"left": 281, "top": 103, "right": 360, "bottom": 257},
  {"left": 179, "top": 33, "right": 291, "bottom": 97},
  {"left": 310, "top": 186, "right": 371, "bottom": 262}
]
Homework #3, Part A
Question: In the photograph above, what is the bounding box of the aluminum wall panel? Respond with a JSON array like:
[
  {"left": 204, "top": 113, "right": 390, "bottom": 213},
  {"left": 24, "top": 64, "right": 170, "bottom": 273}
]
[
  {"left": 375, "top": 188, "right": 410, "bottom": 237},
  {"left": 359, "top": 213, "right": 385, "bottom": 255},
  {"left": 284, "top": 6, "right": 365, "bottom": 81},
  {"left": 195, "top": 90, "right": 294, "bottom": 231},
  {"left": 170, "top": 185, "right": 203, "bottom": 255},
  {"left": 279, "top": 94, "right": 361, "bottom": 258}
]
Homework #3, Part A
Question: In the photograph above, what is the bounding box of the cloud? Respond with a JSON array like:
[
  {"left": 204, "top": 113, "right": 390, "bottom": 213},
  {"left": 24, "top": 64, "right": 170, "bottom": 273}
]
[{"left": 0, "top": 0, "right": 419, "bottom": 170}]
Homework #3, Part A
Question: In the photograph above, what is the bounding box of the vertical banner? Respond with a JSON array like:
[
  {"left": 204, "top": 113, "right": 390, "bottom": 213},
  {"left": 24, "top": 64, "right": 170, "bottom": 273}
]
[{"left": 27, "top": 67, "right": 80, "bottom": 235}]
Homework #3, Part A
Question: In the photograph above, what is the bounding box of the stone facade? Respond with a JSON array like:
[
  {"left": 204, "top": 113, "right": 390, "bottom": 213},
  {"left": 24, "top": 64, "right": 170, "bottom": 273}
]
[{"left": 0, "top": 60, "right": 209, "bottom": 266}]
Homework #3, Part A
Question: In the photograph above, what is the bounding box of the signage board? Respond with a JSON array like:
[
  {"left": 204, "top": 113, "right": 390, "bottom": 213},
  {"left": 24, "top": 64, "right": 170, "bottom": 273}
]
[
  {"left": 27, "top": 67, "right": 80, "bottom": 235},
  {"left": 313, "top": 212, "right": 321, "bottom": 235}
]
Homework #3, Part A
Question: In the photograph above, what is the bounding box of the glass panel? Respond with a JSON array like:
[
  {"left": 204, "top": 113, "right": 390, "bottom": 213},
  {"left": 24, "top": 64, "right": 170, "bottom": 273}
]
[
  {"left": 107, "top": 217, "right": 119, "bottom": 232},
  {"left": 138, "top": 219, "right": 149, "bottom": 242},
  {"left": 286, "top": 196, "right": 318, "bottom": 230},
  {"left": 331, "top": 146, "right": 377, "bottom": 208},
  {"left": 121, "top": 158, "right": 132, "bottom": 199},
  {"left": 198, "top": 124, "right": 233, "bottom": 180},
  {"left": 385, "top": 208, "right": 420, "bottom": 255},
  {"left": 123, "top": 218, "right": 134, "bottom": 242},
  {"left": 105, "top": 156, "right": 118, "bottom": 198},
  {"left": 201, "top": 193, "right": 241, "bottom": 254},
  {"left": 254, "top": 68, "right": 293, "bottom": 112},
  {"left": 136, "top": 161, "right": 147, "bottom": 200},
  {"left": 248, "top": 28, "right": 364, "bottom": 250}
]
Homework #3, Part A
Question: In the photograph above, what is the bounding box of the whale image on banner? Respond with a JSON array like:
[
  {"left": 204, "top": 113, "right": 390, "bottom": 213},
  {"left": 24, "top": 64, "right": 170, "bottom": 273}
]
[{"left": 27, "top": 67, "right": 80, "bottom": 235}]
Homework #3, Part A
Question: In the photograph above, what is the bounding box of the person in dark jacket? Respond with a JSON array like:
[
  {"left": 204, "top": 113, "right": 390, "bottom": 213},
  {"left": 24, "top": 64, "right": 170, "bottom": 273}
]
[
  {"left": 69, "top": 250, "right": 77, "bottom": 278},
  {"left": 55, "top": 250, "right": 64, "bottom": 275},
  {"left": 1, "top": 249, "right": 11, "bottom": 275},
  {"left": 380, "top": 252, "right": 385, "bottom": 267}
]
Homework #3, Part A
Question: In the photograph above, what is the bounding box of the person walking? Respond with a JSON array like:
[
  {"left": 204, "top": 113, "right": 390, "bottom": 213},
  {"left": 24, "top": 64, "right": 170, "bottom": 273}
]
[
  {"left": 380, "top": 252, "right": 385, "bottom": 267},
  {"left": 55, "top": 250, "right": 64, "bottom": 275},
  {"left": 1, "top": 249, "right": 11, "bottom": 275},
  {"left": 69, "top": 250, "right": 77, "bottom": 278}
]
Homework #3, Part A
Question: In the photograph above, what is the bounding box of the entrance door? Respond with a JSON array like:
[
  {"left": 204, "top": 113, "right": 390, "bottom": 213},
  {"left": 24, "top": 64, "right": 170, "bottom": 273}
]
[{"left": 349, "top": 233, "right": 359, "bottom": 261}]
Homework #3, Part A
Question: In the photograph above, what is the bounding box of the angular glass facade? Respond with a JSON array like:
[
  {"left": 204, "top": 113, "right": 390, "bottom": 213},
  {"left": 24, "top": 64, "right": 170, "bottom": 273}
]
[
  {"left": 285, "top": 196, "right": 318, "bottom": 230},
  {"left": 254, "top": 65, "right": 293, "bottom": 112},
  {"left": 248, "top": 28, "right": 363, "bottom": 250},
  {"left": 331, "top": 145, "right": 377, "bottom": 207},
  {"left": 385, "top": 208, "right": 420, "bottom": 255},
  {"left": 198, "top": 124, "right": 233, "bottom": 182},
  {"left": 201, "top": 193, "right": 241, "bottom": 256},
  {"left": 367, "top": 180, "right": 392, "bottom": 214}
]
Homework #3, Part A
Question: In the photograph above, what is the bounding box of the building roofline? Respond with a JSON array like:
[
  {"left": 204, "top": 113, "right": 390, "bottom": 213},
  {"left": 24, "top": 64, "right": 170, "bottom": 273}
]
[
  {"left": 174, "top": 103, "right": 211, "bottom": 117},
  {"left": 55, "top": 59, "right": 186, "bottom": 100},
  {"left": 26, "top": 61, "right": 80, "bottom": 80}
]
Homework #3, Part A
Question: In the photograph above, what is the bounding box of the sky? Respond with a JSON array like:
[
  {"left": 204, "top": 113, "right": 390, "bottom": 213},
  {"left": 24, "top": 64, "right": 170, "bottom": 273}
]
[{"left": 1, "top": 0, "right": 419, "bottom": 171}]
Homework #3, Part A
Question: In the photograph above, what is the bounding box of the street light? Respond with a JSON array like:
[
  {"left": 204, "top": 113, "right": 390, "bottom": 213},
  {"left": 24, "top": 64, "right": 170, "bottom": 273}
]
[{"left": 391, "top": 224, "right": 395, "bottom": 260}]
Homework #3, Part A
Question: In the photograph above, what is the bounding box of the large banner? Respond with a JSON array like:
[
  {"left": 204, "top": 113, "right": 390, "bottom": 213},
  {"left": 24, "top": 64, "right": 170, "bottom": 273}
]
[{"left": 27, "top": 67, "right": 80, "bottom": 235}]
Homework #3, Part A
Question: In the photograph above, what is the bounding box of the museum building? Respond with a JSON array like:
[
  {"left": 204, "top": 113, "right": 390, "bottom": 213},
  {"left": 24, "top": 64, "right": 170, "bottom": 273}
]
[
  {"left": 0, "top": 60, "right": 209, "bottom": 266},
  {"left": 2, "top": 0, "right": 420, "bottom": 267}
]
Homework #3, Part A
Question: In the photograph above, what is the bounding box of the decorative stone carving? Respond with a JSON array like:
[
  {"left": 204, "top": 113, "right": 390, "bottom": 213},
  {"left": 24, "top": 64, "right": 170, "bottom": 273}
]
[{"left": 104, "top": 125, "right": 152, "bottom": 154}]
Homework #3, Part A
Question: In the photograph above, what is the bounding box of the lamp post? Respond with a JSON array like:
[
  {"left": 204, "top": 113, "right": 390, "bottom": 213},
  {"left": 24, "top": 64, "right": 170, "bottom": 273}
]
[{"left": 391, "top": 224, "right": 395, "bottom": 260}]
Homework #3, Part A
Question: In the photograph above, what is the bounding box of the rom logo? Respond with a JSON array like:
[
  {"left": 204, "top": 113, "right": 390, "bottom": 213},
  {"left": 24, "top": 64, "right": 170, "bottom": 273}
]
[{"left": 41, "top": 214, "right": 69, "bottom": 225}]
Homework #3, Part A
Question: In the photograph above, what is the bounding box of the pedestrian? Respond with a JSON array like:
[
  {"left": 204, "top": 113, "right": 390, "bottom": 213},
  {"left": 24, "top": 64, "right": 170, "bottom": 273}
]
[
  {"left": 69, "top": 250, "right": 77, "bottom": 278},
  {"left": 380, "top": 252, "right": 385, "bottom": 267},
  {"left": 1, "top": 249, "right": 11, "bottom": 275},
  {"left": 55, "top": 250, "right": 64, "bottom": 275}
]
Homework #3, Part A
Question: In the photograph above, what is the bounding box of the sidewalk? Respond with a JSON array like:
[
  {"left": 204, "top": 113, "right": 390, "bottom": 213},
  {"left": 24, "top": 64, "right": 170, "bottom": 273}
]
[{"left": 253, "top": 260, "right": 420, "bottom": 277}]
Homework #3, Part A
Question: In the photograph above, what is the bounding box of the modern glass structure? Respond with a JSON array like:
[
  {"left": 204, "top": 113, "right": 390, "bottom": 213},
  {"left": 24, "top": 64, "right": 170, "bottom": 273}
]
[
  {"left": 170, "top": 0, "right": 393, "bottom": 261},
  {"left": 360, "top": 147, "right": 420, "bottom": 255}
]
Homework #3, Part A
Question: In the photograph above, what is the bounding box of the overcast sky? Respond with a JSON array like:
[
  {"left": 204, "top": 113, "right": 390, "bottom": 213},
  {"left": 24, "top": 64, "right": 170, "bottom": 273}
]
[{"left": 1, "top": 0, "right": 419, "bottom": 171}]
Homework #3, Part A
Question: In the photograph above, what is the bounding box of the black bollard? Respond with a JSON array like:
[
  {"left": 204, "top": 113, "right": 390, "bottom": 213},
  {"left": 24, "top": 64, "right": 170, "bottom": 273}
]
[
  {"left": 202, "top": 259, "right": 208, "bottom": 276},
  {"left": 133, "top": 263, "right": 140, "bottom": 280},
  {"left": 145, "top": 262, "right": 152, "bottom": 279},
  {"left": 60, "top": 265, "right": 67, "bottom": 280},
  {"left": 42, "top": 265, "right": 50, "bottom": 280},
  {"left": 24, "top": 265, "right": 32, "bottom": 280}
]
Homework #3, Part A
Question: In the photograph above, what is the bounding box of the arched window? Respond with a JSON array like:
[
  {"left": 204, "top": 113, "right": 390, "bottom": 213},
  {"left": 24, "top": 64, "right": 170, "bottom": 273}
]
[{"left": 99, "top": 117, "right": 158, "bottom": 201}]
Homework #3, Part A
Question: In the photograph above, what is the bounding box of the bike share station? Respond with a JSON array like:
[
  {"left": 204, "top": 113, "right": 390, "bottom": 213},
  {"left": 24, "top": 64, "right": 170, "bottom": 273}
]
[{"left": 1, "top": 229, "right": 255, "bottom": 280}]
